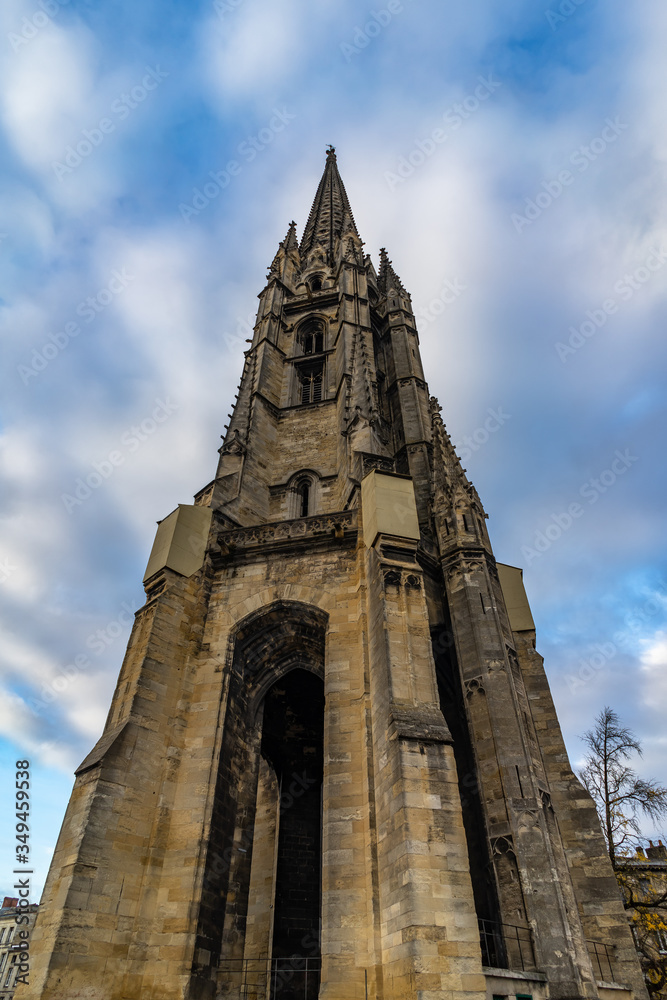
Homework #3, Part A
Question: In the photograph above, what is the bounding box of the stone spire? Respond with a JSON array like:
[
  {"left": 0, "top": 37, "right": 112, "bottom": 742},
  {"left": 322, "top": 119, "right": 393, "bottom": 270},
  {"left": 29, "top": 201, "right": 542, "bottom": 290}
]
[
  {"left": 268, "top": 220, "right": 301, "bottom": 283},
  {"left": 300, "top": 146, "right": 360, "bottom": 262},
  {"left": 430, "top": 396, "right": 469, "bottom": 494},
  {"left": 377, "top": 247, "right": 408, "bottom": 296},
  {"left": 282, "top": 219, "right": 299, "bottom": 252}
]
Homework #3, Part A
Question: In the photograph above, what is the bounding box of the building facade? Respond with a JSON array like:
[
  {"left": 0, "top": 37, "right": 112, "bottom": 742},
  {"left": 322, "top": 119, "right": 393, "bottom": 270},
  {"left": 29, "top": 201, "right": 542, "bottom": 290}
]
[
  {"left": 0, "top": 900, "right": 38, "bottom": 1000},
  {"left": 617, "top": 843, "right": 667, "bottom": 997},
  {"left": 18, "top": 149, "right": 648, "bottom": 1000}
]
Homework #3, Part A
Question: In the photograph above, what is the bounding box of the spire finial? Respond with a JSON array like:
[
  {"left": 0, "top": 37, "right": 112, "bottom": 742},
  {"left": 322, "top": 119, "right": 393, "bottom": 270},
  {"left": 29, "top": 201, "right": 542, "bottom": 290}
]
[
  {"left": 300, "top": 148, "right": 359, "bottom": 260},
  {"left": 280, "top": 220, "right": 299, "bottom": 253},
  {"left": 378, "top": 247, "right": 407, "bottom": 296}
]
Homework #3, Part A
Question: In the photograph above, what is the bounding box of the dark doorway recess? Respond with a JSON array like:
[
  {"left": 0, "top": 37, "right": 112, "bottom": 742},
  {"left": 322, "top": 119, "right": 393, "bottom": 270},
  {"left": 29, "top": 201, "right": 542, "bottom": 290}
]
[{"left": 261, "top": 669, "right": 324, "bottom": 999}]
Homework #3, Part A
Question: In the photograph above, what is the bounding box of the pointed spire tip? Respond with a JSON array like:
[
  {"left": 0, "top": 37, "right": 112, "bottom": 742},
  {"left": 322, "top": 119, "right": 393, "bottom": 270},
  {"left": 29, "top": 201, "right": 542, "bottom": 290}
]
[{"left": 300, "top": 146, "right": 359, "bottom": 259}]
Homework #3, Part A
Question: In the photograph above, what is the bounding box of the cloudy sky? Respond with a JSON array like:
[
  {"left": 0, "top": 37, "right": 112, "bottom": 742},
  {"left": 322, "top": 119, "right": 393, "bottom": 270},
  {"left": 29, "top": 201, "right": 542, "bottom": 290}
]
[{"left": 1, "top": 0, "right": 666, "bottom": 899}]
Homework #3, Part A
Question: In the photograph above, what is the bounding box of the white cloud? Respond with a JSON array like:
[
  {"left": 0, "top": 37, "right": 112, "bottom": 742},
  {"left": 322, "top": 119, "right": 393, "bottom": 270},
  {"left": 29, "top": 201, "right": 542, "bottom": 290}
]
[
  {"left": 640, "top": 630, "right": 667, "bottom": 711},
  {"left": 1, "top": 25, "right": 96, "bottom": 170},
  {"left": 201, "top": 0, "right": 301, "bottom": 100},
  {"left": 0, "top": 686, "right": 78, "bottom": 772}
]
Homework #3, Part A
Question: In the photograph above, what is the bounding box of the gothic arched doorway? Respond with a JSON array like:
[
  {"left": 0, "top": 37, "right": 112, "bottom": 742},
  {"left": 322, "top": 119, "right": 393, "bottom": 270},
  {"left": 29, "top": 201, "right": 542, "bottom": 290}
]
[{"left": 192, "top": 602, "right": 327, "bottom": 1000}]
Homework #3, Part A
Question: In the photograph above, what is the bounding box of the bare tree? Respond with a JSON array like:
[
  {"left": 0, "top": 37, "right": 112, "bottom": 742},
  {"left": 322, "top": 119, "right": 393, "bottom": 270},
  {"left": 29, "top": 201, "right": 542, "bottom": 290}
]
[
  {"left": 579, "top": 706, "right": 667, "bottom": 870},
  {"left": 579, "top": 707, "right": 667, "bottom": 995}
]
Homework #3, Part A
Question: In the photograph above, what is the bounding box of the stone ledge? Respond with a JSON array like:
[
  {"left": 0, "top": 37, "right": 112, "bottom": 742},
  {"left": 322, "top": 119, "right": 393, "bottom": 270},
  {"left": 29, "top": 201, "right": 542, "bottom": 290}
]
[
  {"left": 482, "top": 967, "right": 547, "bottom": 982},
  {"left": 213, "top": 510, "right": 358, "bottom": 561},
  {"left": 389, "top": 705, "right": 453, "bottom": 745}
]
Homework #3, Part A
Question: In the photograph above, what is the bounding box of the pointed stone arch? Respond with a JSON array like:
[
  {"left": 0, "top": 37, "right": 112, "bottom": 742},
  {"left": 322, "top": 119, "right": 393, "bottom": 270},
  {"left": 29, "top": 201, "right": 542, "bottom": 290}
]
[
  {"left": 295, "top": 315, "right": 327, "bottom": 356},
  {"left": 286, "top": 469, "right": 320, "bottom": 518},
  {"left": 230, "top": 599, "right": 328, "bottom": 708},
  {"left": 193, "top": 600, "right": 329, "bottom": 997}
]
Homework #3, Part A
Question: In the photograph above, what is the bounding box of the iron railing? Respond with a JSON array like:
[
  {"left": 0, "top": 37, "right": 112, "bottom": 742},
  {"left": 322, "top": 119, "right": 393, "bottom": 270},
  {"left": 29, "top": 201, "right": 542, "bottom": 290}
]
[
  {"left": 219, "top": 956, "right": 321, "bottom": 1000},
  {"left": 478, "top": 918, "right": 536, "bottom": 971},
  {"left": 587, "top": 941, "right": 615, "bottom": 983}
]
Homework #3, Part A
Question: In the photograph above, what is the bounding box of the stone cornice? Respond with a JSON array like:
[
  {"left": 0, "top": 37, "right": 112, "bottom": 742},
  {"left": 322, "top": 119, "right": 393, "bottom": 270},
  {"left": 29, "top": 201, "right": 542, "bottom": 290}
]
[{"left": 212, "top": 509, "right": 358, "bottom": 562}]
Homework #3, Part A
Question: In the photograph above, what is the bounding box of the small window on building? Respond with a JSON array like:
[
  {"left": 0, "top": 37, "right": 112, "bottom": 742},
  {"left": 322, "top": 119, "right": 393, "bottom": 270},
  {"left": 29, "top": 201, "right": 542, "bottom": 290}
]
[
  {"left": 310, "top": 276, "right": 322, "bottom": 292},
  {"left": 298, "top": 481, "right": 310, "bottom": 517},
  {"left": 297, "top": 319, "right": 325, "bottom": 356},
  {"left": 290, "top": 472, "right": 317, "bottom": 519},
  {"left": 297, "top": 363, "right": 324, "bottom": 404}
]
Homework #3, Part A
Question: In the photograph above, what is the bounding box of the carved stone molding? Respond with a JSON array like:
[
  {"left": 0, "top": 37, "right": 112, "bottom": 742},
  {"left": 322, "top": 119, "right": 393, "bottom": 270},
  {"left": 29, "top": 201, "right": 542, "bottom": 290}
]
[
  {"left": 360, "top": 453, "right": 395, "bottom": 477},
  {"left": 398, "top": 376, "right": 427, "bottom": 391},
  {"left": 405, "top": 574, "right": 421, "bottom": 589},
  {"left": 517, "top": 809, "right": 539, "bottom": 833},
  {"left": 444, "top": 554, "right": 487, "bottom": 581},
  {"left": 194, "top": 486, "right": 214, "bottom": 508},
  {"left": 216, "top": 509, "right": 357, "bottom": 555},
  {"left": 218, "top": 427, "right": 246, "bottom": 456},
  {"left": 465, "top": 677, "right": 485, "bottom": 697},
  {"left": 539, "top": 789, "right": 553, "bottom": 812},
  {"left": 491, "top": 835, "right": 516, "bottom": 860},
  {"left": 383, "top": 569, "right": 402, "bottom": 588}
]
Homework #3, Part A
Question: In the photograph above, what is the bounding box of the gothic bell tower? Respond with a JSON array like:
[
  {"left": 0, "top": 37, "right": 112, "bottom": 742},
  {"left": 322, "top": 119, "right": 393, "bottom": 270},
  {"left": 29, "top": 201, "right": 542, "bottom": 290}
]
[{"left": 20, "top": 149, "right": 647, "bottom": 1000}]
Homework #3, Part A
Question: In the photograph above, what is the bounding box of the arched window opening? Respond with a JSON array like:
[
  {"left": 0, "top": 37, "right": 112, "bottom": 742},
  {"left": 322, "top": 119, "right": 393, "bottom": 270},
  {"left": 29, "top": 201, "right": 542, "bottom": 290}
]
[
  {"left": 303, "top": 331, "right": 322, "bottom": 355},
  {"left": 310, "top": 275, "right": 322, "bottom": 292},
  {"left": 298, "top": 320, "right": 325, "bottom": 356},
  {"left": 289, "top": 472, "right": 317, "bottom": 519},
  {"left": 298, "top": 481, "right": 310, "bottom": 518}
]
